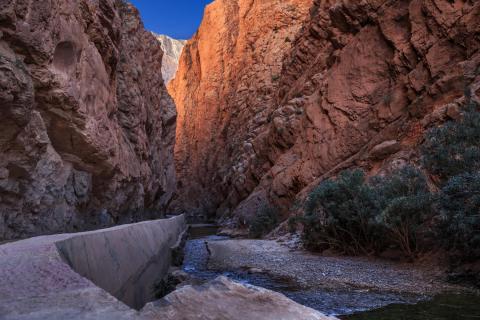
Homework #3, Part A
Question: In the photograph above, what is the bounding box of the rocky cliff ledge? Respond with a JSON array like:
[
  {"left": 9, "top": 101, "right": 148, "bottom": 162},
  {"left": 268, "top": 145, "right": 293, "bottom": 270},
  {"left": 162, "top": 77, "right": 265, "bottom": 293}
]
[
  {"left": 169, "top": 0, "right": 480, "bottom": 223},
  {"left": 0, "top": 0, "right": 177, "bottom": 241}
]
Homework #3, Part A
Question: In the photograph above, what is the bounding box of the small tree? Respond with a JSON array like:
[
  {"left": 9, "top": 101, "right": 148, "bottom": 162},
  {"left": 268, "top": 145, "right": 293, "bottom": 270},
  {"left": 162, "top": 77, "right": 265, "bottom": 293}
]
[
  {"left": 422, "top": 103, "right": 480, "bottom": 265},
  {"left": 436, "top": 172, "right": 480, "bottom": 262}
]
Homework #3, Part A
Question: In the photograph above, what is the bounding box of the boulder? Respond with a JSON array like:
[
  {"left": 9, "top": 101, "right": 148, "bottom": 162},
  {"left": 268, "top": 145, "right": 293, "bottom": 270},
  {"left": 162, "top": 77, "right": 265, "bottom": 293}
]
[
  {"left": 370, "top": 141, "right": 402, "bottom": 160},
  {"left": 141, "top": 276, "right": 336, "bottom": 320}
]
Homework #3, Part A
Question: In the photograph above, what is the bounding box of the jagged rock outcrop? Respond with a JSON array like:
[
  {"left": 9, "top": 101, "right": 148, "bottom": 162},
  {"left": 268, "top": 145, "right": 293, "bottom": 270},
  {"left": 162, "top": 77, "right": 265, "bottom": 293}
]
[
  {"left": 169, "top": 0, "right": 480, "bottom": 224},
  {"left": 0, "top": 0, "right": 177, "bottom": 241},
  {"left": 155, "top": 34, "right": 186, "bottom": 83}
]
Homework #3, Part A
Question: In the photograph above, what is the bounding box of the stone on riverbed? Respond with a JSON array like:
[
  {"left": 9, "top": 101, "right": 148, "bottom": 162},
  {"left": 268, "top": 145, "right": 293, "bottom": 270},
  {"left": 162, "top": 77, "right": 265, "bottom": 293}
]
[{"left": 141, "top": 276, "right": 337, "bottom": 320}]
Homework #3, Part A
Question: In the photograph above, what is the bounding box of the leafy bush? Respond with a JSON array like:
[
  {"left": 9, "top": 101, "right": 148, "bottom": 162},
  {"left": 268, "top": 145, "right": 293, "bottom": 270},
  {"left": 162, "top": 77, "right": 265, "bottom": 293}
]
[
  {"left": 421, "top": 103, "right": 480, "bottom": 267},
  {"left": 373, "top": 166, "right": 433, "bottom": 258},
  {"left": 422, "top": 103, "right": 480, "bottom": 182},
  {"left": 303, "top": 170, "right": 383, "bottom": 255},
  {"left": 249, "top": 205, "right": 279, "bottom": 238},
  {"left": 302, "top": 167, "right": 432, "bottom": 257},
  {"left": 436, "top": 172, "right": 480, "bottom": 262},
  {"left": 300, "top": 102, "right": 480, "bottom": 269}
]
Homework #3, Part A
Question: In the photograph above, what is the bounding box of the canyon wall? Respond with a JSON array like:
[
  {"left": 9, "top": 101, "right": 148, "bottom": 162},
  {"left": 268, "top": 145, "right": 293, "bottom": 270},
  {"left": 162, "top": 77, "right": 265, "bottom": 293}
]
[
  {"left": 155, "top": 34, "right": 186, "bottom": 83},
  {"left": 169, "top": 0, "right": 313, "bottom": 220},
  {"left": 170, "top": 0, "right": 480, "bottom": 224},
  {"left": 0, "top": 0, "right": 177, "bottom": 241}
]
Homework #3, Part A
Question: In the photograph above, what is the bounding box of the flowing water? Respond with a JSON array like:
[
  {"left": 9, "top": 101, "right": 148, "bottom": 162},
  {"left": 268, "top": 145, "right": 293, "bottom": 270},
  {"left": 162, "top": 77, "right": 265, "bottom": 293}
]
[{"left": 183, "top": 225, "right": 480, "bottom": 318}]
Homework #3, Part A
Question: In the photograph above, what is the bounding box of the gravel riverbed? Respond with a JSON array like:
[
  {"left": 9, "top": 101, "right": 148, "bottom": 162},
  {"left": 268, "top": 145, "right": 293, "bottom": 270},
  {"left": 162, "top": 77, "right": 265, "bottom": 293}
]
[{"left": 207, "top": 239, "right": 467, "bottom": 296}]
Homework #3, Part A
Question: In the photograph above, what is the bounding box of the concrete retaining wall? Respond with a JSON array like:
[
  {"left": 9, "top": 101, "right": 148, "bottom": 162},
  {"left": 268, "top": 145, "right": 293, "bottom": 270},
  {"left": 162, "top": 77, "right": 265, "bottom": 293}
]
[
  {"left": 56, "top": 215, "right": 187, "bottom": 309},
  {"left": 0, "top": 215, "right": 186, "bottom": 319}
]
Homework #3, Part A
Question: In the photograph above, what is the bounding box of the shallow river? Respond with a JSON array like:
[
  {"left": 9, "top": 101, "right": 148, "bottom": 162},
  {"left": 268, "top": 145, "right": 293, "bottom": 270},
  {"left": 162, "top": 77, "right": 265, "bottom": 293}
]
[{"left": 183, "top": 226, "right": 480, "bottom": 319}]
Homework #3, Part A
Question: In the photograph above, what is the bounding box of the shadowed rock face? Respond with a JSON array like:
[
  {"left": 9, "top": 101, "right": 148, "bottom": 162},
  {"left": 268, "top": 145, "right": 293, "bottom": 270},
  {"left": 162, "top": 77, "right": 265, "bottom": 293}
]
[
  {"left": 0, "top": 0, "right": 177, "bottom": 241},
  {"left": 169, "top": 0, "right": 480, "bottom": 223},
  {"left": 154, "top": 34, "right": 186, "bottom": 83}
]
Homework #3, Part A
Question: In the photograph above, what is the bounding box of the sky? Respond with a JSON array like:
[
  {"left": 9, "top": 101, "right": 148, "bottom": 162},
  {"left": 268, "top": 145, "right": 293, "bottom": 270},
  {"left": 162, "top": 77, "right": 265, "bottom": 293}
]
[{"left": 129, "top": 0, "right": 214, "bottom": 40}]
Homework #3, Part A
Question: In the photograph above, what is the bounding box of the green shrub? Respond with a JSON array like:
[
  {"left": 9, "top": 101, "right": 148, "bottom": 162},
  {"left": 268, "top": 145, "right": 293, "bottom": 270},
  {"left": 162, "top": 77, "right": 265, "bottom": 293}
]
[
  {"left": 373, "top": 166, "right": 433, "bottom": 258},
  {"left": 421, "top": 103, "right": 480, "bottom": 267},
  {"left": 287, "top": 216, "right": 300, "bottom": 233},
  {"left": 422, "top": 103, "right": 480, "bottom": 182},
  {"left": 302, "top": 167, "right": 432, "bottom": 257},
  {"left": 436, "top": 172, "right": 480, "bottom": 262},
  {"left": 303, "top": 170, "right": 383, "bottom": 255},
  {"left": 249, "top": 204, "right": 279, "bottom": 238},
  {"left": 300, "top": 101, "right": 480, "bottom": 269}
]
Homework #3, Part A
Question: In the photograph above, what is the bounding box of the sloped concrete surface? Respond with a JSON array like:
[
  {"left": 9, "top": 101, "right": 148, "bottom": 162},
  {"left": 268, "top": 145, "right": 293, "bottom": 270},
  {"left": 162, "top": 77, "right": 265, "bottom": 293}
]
[
  {"left": 56, "top": 216, "right": 187, "bottom": 309},
  {"left": 0, "top": 216, "right": 186, "bottom": 320}
]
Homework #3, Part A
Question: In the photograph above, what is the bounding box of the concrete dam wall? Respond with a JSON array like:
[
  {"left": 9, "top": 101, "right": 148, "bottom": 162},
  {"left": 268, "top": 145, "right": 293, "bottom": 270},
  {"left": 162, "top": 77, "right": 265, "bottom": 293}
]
[
  {"left": 0, "top": 215, "right": 187, "bottom": 319},
  {"left": 56, "top": 215, "right": 187, "bottom": 309}
]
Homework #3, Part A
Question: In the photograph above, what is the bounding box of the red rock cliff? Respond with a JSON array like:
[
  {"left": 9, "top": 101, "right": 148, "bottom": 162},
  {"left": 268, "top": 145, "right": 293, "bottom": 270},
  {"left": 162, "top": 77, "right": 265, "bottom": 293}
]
[
  {"left": 0, "top": 0, "right": 177, "bottom": 240},
  {"left": 170, "top": 0, "right": 480, "bottom": 224},
  {"left": 169, "top": 0, "right": 313, "bottom": 219}
]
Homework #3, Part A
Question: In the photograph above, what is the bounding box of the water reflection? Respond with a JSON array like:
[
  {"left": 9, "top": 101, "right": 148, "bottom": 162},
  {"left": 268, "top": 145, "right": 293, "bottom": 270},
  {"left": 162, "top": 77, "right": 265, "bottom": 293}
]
[{"left": 342, "top": 294, "right": 480, "bottom": 320}]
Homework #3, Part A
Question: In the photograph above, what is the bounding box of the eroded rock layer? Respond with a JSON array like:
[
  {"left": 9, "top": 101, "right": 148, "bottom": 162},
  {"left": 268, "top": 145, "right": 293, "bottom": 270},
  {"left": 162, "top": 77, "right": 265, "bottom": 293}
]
[
  {"left": 170, "top": 0, "right": 480, "bottom": 223},
  {"left": 0, "top": 0, "right": 177, "bottom": 241}
]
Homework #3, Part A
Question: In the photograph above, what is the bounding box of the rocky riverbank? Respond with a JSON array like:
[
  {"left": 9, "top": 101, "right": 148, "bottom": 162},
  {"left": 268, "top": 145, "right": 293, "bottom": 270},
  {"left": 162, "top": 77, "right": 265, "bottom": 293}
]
[{"left": 207, "top": 240, "right": 470, "bottom": 296}]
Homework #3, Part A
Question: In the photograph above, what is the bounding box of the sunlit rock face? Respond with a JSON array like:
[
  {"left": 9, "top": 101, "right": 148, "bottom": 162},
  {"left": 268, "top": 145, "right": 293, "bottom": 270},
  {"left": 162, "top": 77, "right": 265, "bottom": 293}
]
[
  {"left": 169, "top": 0, "right": 480, "bottom": 224},
  {"left": 168, "top": 0, "right": 313, "bottom": 219},
  {"left": 155, "top": 34, "right": 186, "bottom": 83},
  {"left": 0, "top": 0, "right": 177, "bottom": 241}
]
